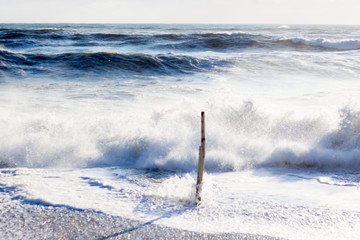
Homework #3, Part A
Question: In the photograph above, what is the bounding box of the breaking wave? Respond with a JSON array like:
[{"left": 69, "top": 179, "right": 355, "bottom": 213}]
[
  {"left": 284, "top": 38, "right": 360, "bottom": 51},
  {"left": 1, "top": 97, "right": 360, "bottom": 171}
]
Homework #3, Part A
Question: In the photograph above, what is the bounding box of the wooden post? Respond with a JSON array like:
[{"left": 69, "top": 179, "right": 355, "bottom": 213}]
[{"left": 196, "top": 111, "right": 205, "bottom": 205}]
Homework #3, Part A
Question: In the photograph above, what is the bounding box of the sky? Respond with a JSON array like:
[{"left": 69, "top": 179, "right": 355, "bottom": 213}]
[{"left": 0, "top": 0, "right": 359, "bottom": 24}]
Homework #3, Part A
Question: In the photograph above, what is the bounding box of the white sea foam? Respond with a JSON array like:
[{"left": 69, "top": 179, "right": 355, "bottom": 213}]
[
  {"left": 1, "top": 83, "right": 360, "bottom": 172},
  {"left": 290, "top": 37, "right": 360, "bottom": 50},
  {"left": 278, "top": 25, "right": 290, "bottom": 29}
]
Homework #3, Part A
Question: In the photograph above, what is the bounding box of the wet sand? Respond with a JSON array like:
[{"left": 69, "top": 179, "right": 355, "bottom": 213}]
[{"left": 0, "top": 198, "right": 283, "bottom": 240}]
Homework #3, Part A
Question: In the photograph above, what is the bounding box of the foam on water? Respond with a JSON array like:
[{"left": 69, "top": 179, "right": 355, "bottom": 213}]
[
  {"left": 1, "top": 75, "right": 360, "bottom": 171},
  {"left": 289, "top": 38, "right": 360, "bottom": 51},
  {"left": 1, "top": 167, "right": 359, "bottom": 240},
  {"left": 1, "top": 24, "right": 360, "bottom": 239}
]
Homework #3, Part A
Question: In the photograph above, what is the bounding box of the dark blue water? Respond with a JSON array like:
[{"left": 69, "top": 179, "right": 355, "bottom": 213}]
[{"left": 2, "top": 24, "right": 360, "bottom": 80}]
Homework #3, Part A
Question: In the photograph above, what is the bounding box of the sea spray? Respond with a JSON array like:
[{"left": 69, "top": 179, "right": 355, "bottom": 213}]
[
  {"left": 1, "top": 24, "right": 360, "bottom": 240},
  {"left": 2, "top": 87, "right": 359, "bottom": 171}
]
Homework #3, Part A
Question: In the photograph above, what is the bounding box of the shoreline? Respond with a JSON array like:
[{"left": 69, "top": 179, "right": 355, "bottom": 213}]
[{"left": 0, "top": 197, "right": 283, "bottom": 240}]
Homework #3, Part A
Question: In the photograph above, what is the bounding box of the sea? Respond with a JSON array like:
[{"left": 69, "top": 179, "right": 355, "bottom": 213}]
[{"left": 0, "top": 24, "right": 360, "bottom": 239}]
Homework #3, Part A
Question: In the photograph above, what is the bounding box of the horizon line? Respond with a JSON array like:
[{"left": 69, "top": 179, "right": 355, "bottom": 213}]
[{"left": 1, "top": 22, "right": 359, "bottom": 26}]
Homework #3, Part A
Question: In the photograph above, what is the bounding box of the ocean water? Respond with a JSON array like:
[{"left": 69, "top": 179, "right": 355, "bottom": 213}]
[{"left": 1, "top": 24, "right": 360, "bottom": 239}]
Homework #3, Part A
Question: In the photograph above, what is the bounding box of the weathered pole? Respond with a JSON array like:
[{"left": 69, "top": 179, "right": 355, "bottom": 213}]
[{"left": 196, "top": 111, "right": 205, "bottom": 205}]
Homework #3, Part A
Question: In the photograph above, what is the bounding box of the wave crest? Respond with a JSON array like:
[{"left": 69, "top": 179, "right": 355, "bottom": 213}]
[
  {"left": 287, "top": 38, "right": 360, "bottom": 51},
  {"left": 0, "top": 50, "right": 226, "bottom": 77}
]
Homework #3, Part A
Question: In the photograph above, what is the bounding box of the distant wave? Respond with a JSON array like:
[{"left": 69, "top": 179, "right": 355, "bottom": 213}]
[
  {"left": 0, "top": 49, "right": 227, "bottom": 77},
  {"left": 278, "top": 25, "right": 290, "bottom": 29},
  {"left": 2, "top": 28, "right": 360, "bottom": 52},
  {"left": 155, "top": 33, "right": 260, "bottom": 51},
  {"left": 0, "top": 29, "right": 261, "bottom": 51},
  {"left": 286, "top": 38, "right": 360, "bottom": 51}
]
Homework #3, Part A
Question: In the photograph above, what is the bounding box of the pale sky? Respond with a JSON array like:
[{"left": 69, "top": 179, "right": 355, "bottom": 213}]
[{"left": 0, "top": 0, "right": 359, "bottom": 24}]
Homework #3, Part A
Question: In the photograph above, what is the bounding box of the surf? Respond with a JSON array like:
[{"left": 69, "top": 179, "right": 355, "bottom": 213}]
[{"left": 1, "top": 24, "right": 360, "bottom": 240}]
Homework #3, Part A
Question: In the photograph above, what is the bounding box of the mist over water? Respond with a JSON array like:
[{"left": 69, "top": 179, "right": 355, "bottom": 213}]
[{"left": 1, "top": 24, "right": 360, "bottom": 239}]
